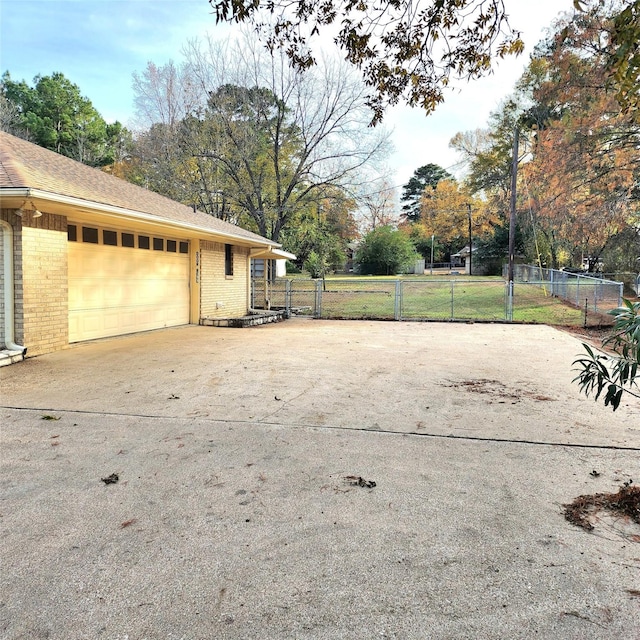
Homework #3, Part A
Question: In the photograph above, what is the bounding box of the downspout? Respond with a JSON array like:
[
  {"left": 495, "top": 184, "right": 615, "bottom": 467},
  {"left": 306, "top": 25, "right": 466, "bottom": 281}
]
[{"left": 1, "top": 218, "right": 27, "bottom": 354}]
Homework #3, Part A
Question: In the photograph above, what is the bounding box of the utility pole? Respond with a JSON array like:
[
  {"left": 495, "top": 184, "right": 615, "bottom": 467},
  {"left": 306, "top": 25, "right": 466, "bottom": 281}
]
[
  {"left": 508, "top": 126, "right": 519, "bottom": 283},
  {"left": 467, "top": 203, "right": 472, "bottom": 276}
]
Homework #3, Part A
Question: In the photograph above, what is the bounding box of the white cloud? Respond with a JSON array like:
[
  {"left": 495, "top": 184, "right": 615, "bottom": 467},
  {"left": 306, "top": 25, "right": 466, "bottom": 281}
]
[
  {"left": 387, "top": 0, "right": 575, "bottom": 187},
  {"left": 1, "top": 0, "right": 575, "bottom": 181}
]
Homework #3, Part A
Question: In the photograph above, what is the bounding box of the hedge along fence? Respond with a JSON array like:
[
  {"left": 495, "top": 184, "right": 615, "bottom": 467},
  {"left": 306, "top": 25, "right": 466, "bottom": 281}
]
[{"left": 251, "top": 275, "right": 624, "bottom": 326}]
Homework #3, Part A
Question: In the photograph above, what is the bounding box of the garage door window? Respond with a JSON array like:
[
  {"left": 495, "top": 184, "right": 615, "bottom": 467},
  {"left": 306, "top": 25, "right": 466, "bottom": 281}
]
[
  {"left": 103, "top": 230, "right": 118, "bottom": 246},
  {"left": 82, "top": 227, "right": 99, "bottom": 243},
  {"left": 67, "top": 224, "right": 188, "bottom": 256}
]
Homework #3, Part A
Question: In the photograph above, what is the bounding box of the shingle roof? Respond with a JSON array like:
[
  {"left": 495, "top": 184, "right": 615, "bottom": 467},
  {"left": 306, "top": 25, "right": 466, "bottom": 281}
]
[{"left": 0, "top": 131, "right": 273, "bottom": 245}]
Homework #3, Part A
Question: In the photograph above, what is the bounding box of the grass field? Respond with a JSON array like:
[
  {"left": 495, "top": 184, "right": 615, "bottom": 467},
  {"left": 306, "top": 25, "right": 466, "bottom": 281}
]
[{"left": 254, "top": 276, "right": 615, "bottom": 326}]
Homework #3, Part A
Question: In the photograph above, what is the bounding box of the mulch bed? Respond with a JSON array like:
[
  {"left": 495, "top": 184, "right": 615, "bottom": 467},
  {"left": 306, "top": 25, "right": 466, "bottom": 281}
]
[{"left": 564, "top": 484, "right": 640, "bottom": 533}]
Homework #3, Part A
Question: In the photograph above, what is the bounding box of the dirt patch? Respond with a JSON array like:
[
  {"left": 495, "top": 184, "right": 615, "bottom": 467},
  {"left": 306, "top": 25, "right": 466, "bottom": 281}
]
[
  {"left": 560, "top": 324, "right": 617, "bottom": 354},
  {"left": 564, "top": 484, "right": 640, "bottom": 535},
  {"left": 444, "top": 379, "right": 555, "bottom": 403}
]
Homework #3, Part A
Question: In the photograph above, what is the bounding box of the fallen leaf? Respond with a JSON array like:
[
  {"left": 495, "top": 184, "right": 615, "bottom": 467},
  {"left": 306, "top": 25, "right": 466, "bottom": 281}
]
[
  {"left": 345, "top": 475, "right": 376, "bottom": 489},
  {"left": 101, "top": 473, "right": 119, "bottom": 485}
]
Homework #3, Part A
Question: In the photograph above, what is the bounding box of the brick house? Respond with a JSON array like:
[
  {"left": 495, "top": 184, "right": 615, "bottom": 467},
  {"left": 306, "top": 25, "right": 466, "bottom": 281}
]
[{"left": 0, "top": 132, "right": 291, "bottom": 362}]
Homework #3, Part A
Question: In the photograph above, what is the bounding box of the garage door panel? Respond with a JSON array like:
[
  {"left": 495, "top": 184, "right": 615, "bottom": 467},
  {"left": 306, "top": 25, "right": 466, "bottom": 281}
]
[{"left": 69, "top": 240, "right": 190, "bottom": 342}]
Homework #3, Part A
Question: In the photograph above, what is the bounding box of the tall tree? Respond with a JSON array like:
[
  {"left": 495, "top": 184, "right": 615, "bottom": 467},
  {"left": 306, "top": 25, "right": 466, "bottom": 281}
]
[
  {"left": 400, "top": 164, "right": 453, "bottom": 222},
  {"left": 130, "top": 36, "right": 389, "bottom": 242},
  {"left": 211, "top": 0, "right": 524, "bottom": 124},
  {"left": 452, "top": 2, "right": 640, "bottom": 272},
  {"left": 575, "top": 0, "right": 640, "bottom": 118},
  {"left": 284, "top": 191, "right": 358, "bottom": 277},
  {"left": 132, "top": 60, "right": 198, "bottom": 129},
  {"left": 357, "top": 178, "right": 398, "bottom": 233},
  {"left": 519, "top": 4, "right": 640, "bottom": 270},
  {"left": 1, "top": 71, "right": 127, "bottom": 166},
  {"left": 0, "top": 91, "right": 25, "bottom": 137}
]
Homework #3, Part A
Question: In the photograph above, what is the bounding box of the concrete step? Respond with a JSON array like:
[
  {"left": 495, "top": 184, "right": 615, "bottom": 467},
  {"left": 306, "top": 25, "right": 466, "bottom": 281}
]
[
  {"left": 0, "top": 349, "right": 25, "bottom": 367},
  {"left": 200, "top": 309, "right": 287, "bottom": 328}
]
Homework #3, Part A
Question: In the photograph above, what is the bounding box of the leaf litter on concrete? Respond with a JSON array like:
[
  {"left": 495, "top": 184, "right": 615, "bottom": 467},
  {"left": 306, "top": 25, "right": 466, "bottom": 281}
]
[{"left": 564, "top": 483, "right": 640, "bottom": 534}]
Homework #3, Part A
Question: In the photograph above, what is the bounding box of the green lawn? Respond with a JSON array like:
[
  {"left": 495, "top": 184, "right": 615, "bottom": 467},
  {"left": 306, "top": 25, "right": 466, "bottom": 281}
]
[{"left": 256, "top": 276, "right": 612, "bottom": 325}]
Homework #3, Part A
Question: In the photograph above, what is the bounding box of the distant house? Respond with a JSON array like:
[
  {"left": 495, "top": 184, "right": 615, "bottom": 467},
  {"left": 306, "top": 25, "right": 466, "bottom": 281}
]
[
  {"left": 0, "top": 132, "right": 291, "bottom": 361},
  {"left": 450, "top": 245, "right": 474, "bottom": 275}
]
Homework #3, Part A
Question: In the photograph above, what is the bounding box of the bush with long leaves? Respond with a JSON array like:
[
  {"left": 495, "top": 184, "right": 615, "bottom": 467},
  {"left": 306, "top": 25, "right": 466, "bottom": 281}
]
[{"left": 573, "top": 299, "right": 640, "bottom": 410}]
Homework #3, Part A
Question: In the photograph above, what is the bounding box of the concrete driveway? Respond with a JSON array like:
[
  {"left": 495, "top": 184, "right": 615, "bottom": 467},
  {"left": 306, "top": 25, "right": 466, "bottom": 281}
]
[{"left": 1, "top": 319, "right": 639, "bottom": 639}]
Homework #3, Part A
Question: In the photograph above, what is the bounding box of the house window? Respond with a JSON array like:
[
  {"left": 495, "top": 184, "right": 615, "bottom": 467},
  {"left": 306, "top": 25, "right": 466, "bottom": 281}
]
[
  {"left": 82, "top": 227, "right": 99, "bottom": 244},
  {"left": 167, "top": 240, "right": 177, "bottom": 253},
  {"left": 68, "top": 224, "right": 77, "bottom": 242},
  {"left": 225, "top": 244, "right": 233, "bottom": 276},
  {"left": 103, "top": 230, "right": 118, "bottom": 246},
  {"left": 153, "top": 237, "right": 164, "bottom": 251},
  {"left": 138, "top": 235, "right": 150, "bottom": 250},
  {"left": 122, "top": 232, "right": 135, "bottom": 248},
  {"left": 179, "top": 241, "right": 189, "bottom": 254}
]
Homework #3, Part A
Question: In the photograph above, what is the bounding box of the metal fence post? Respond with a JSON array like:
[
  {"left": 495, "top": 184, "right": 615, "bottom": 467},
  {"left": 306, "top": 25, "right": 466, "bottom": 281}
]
[
  {"left": 314, "top": 279, "right": 322, "bottom": 318},
  {"left": 506, "top": 280, "right": 514, "bottom": 322},
  {"left": 618, "top": 282, "right": 623, "bottom": 307},
  {"left": 285, "top": 279, "right": 291, "bottom": 315},
  {"left": 395, "top": 280, "right": 402, "bottom": 321},
  {"left": 450, "top": 280, "right": 455, "bottom": 320}
]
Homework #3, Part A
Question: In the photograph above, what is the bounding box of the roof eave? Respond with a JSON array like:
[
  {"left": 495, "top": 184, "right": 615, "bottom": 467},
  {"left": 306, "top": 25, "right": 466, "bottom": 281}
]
[
  {"left": 250, "top": 247, "right": 297, "bottom": 261},
  {"left": 0, "top": 187, "right": 277, "bottom": 249}
]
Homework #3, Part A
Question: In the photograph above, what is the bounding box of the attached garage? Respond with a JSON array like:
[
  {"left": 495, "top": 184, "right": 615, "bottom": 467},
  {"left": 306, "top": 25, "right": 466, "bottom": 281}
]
[
  {"left": 67, "top": 224, "right": 190, "bottom": 342},
  {"left": 0, "top": 131, "right": 292, "bottom": 360}
]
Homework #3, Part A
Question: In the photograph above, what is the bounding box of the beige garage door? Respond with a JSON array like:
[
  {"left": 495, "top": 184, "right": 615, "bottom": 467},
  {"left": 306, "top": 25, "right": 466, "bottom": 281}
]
[{"left": 68, "top": 225, "right": 190, "bottom": 342}]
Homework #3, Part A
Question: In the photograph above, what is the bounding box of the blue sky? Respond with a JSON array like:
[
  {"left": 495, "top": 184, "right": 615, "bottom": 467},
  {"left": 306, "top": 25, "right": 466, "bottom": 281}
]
[
  {"left": 1, "top": 0, "right": 575, "bottom": 185},
  {"left": 1, "top": 0, "right": 222, "bottom": 122}
]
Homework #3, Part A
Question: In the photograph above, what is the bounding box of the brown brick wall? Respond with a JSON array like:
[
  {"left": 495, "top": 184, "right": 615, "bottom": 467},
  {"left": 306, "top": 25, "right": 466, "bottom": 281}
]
[
  {"left": 200, "top": 241, "right": 249, "bottom": 318},
  {"left": 20, "top": 212, "right": 69, "bottom": 356}
]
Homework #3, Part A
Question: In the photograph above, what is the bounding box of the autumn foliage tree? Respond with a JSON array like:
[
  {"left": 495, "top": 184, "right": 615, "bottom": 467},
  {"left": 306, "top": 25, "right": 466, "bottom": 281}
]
[
  {"left": 451, "top": 2, "right": 639, "bottom": 273},
  {"left": 400, "top": 178, "right": 492, "bottom": 262},
  {"left": 519, "top": 4, "right": 640, "bottom": 271},
  {"left": 576, "top": 0, "right": 640, "bottom": 118}
]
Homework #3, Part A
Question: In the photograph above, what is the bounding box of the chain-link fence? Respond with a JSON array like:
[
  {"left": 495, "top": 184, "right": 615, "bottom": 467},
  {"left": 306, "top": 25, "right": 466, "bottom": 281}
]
[
  {"left": 505, "top": 265, "right": 623, "bottom": 313},
  {"left": 252, "top": 272, "right": 624, "bottom": 325}
]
